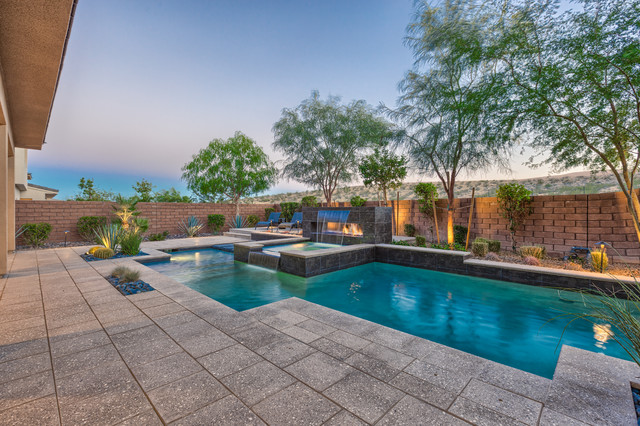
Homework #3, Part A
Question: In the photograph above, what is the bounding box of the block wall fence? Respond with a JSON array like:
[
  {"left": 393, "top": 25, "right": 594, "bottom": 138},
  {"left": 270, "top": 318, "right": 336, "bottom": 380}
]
[
  {"left": 14, "top": 191, "right": 640, "bottom": 260},
  {"left": 14, "top": 201, "right": 276, "bottom": 243}
]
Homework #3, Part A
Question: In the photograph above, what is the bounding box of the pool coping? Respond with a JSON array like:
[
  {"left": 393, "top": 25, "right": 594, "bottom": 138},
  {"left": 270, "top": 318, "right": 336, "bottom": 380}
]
[{"left": 78, "top": 236, "right": 639, "bottom": 424}]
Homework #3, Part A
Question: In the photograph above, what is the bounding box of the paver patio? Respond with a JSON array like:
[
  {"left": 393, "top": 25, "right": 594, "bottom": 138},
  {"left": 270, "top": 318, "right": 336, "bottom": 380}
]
[{"left": 0, "top": 236, "right": 638, "bottom": 425}]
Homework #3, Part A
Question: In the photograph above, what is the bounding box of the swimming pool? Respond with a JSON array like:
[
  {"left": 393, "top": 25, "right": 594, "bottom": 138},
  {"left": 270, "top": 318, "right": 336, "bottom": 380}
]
[
  {"left": 263, "top": 242, "right": 340, "bottom": 254},
  {"left": 147, "top": 248, "right": 631, "bottom": 378}
]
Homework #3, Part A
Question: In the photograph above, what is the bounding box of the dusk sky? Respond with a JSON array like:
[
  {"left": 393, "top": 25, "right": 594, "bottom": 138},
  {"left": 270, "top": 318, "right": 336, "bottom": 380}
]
[{"left": 32, "top": 0, "right": 565, "bottom": 200}]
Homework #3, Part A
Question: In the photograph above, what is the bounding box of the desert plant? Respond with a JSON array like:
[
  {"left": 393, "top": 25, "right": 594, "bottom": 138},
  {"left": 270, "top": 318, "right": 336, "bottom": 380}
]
[
  {"left": 404, "top": 223, "right": 416, "bottom": 237},
  {"left": 179, "top": 216, "right": 204, "bottom": 237},
  {"left": 350, "top": 196, "right": 367, "bottom": 207},
  {"left": 93, "top": 247, "right": 115, "bottom": 259},
  {"left": 120, "top": 232, "right": 143, "bottom": 256},
  {"left": 280, "top": 202, "right": 300, "bottom": 221},
  {"left": 496, "top": 183, "right": 533, "bottom": 252},
  {"left": 87, "top": 246, "right": 102, "bottom": 255},
  {"left": 485, "top": 252, "right": 501, "bottom": 262},
  {"left": 132, "top": 217, "right": 149, "bottom": 234},
  {"left": 227, "top": 215, "right": 248, "bottom": 229},
  {"left": 431, "top": 242, "right": 466, "bottom": 251},
  {"left": 564, "top": 262, "right": 583, "bottom": 271},
  {"left": 15, "top": 224, "right": 27, "bottom": 239},
  {"left": 414, "top": 182, "right": 438, "bottom": 217},
  {"left": 591, "top": 249, "right": 609, "bottom": 273},
  {"left": 301, "top": 195, "right": 319, "bottom": 207},
  {"left": 207, "top": 214, "right": 225, "bottom": 234},
  {"left": 148, "top": 231, "right": 169, "bottom": 241},
  {"left": 471, "top": 240, "right": 488, "bottom": 257},
  {"left": 94, "top": 224, "right": 123, "bottom": 251},
  {"left": 21, "top": 223, "right": 52, "bottom": 248},
  {"left": 453, "top": 225, "right": 467, "bottom": 245},
  {"left": 415, "top": 236, "right": 427, "bottom": 247},
  {"left": 110, "top": 266, "right": 140, "bottom": 283},
  {"left": 77, "top": 216, "right": 108, "bottom": 241},
  {"left": 392, "top": 240, "right": 411, "bottom": 246},
  {"left": 519, "top": 245, "right": 546, "bottom": 260},
  {"left": 523, "top": 256, "right": 541, "bottom": 266},
  {"left": 112, "top": 200, "right": 140, "bottom": 230},
  {"left": 264, "top": 207, "right": 276, "bottom": 220},
  {"left": 246, "top": 215, "right": 260, "bottom": 227},
  {"left": 487, "top": 240, "right": 501, "bottom": 253}
]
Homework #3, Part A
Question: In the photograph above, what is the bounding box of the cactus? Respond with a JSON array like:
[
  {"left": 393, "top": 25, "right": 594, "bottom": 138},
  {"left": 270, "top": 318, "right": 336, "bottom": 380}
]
[
  {"left": 93, "top": 247, "right": 114, "bottom": 259},
  {"left": 87, "top": 246, "right": 103, "bottom": 255}
]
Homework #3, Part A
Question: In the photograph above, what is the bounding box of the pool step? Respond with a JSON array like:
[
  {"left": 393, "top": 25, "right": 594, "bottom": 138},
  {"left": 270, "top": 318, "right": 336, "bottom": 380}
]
[{"left": 223, "top": 231, "right": 251, "bottom": 240}]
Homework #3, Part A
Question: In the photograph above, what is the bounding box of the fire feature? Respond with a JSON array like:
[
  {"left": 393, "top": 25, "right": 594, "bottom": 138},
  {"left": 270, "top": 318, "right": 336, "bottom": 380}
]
[
  {"left": 302, "top": 206, "right": 392, "bottom": 245},
  {"left": 325, "top": 222, "right": 363, "bottom": 236}
]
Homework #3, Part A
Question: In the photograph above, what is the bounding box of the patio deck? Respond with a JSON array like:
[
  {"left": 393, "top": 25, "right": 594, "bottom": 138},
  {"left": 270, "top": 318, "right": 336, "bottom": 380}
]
[{"left": 0, "top": 236, "right": 637, "bottom": 425}]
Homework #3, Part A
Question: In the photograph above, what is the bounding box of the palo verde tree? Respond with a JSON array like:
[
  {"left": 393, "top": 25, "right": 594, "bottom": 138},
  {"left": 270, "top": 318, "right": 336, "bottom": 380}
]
[
  {"left": 273, "top": 91, "right": 396, "bottom": 206},
  {"left": 132, "top": 179, "right": 154, "bottom": 202},
  {"left": 388, "top": 0, "right": 513, "bottom": 245},
  {"left": 496, "top": 183, "right": 533, "bottom": 252},
  {"left": 491, "top": 0, "right": 640, "bottom": 243},
  {"left": 181, "top": 132, "right": 278, "bottom": 216},
  {"left": 359, "top": 148, "right": 408, "bottom": 206}
]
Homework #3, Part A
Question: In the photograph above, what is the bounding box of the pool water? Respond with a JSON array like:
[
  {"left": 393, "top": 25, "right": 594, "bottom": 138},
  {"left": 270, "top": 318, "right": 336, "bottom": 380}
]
[
  {"left": 147, "top": 248, "right": 632, "bottom": 378},
  {"left": 263, "top": 242, "right": 340, "bottom": 254}
]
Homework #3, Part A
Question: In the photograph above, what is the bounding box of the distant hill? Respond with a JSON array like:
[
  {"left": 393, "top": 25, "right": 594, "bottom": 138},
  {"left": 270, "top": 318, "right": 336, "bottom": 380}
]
[{"left": 244, "top": 171, "right": 635, "bottom": 204}]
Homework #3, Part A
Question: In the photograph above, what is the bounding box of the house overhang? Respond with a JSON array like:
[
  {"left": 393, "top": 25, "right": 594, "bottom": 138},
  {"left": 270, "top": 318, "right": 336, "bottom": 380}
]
[{"left": 0, "top": 0, "right": 77, "bottom": 150}]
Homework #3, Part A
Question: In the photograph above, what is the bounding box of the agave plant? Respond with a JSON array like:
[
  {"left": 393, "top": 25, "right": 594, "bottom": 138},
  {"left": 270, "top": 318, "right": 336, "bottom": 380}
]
[
  {"left": 179, "top": 216, "right": 204, "bottom": 237},
  {"left": 227, "top": 214, "right": 247, "bottom": 229},
  {"left": 94, "top": 224, "right": 123, "bottom": 251}
]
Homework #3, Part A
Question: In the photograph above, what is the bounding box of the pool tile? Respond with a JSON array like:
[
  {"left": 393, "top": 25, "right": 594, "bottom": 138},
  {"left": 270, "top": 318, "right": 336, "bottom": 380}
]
[
  {"left": 378, "top": 395, "right": 468, "bottom": 425},
  {"left": 128, "top": 351, "right": 203, "bottom": 391},
  {"left": 147, "top": 370, "right": 229, "bottom": 423},
  {"left": 404, "top": 359, "right": 471, "bottom": 394},
  {"left": 285, "top": 351, "right": 355, "bottom": 391},
  {"left": 388, "top": 372, "right": 457, "bottom": 410},
  {"left": 172, "top": 395, "right": 264, "bottom": 425},
  {"left": 478, "top": 360, "right": 551, "bottom": 402},
  {"left": 422, "top": 344, "right": 488, "bottom": 377},
  {"left": 253, "top": 382, "right": 340, "bottom": 425},
  {"left": 198, "top": 344, "right": 263, "bottom": 378},
  {"left": 221, "top": 360, "right": 296, "bottom": 406},
  {"left": 322, "top": 371, "right": 405, "bottom": 424},
  {"left": 256, "top": 336, "right": 316, "bottom": 367},
  {"left": 459, "top": 379, "right": 542, "bottom": 425},
  {"left": 345, "top": 352, "right": 401, "bottom": 382}
]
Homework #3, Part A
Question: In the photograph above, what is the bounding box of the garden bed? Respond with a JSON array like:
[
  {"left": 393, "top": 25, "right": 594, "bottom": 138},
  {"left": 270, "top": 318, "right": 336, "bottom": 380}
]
[{"left": 106, "top": 276, "right": 155, "bottom": 295}]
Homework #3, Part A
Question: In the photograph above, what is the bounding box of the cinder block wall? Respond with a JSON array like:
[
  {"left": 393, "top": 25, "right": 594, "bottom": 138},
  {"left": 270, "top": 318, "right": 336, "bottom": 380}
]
[{"left": 15, "top": 201, "right": 276, "bottom": 243}]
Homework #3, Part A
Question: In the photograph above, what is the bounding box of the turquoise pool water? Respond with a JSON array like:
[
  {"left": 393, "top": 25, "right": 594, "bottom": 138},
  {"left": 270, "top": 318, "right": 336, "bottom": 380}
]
[
  {"left": 147, "top": 248, "right": 632, "bottom": 378},
  {"left": 263, "top": 242, "right": 340, "bottom": 254}
]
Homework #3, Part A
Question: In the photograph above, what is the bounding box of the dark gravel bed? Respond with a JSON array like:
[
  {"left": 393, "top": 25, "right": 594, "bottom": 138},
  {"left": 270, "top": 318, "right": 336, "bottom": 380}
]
[{"left": 107, "top": 276, "right": 155, "bottom": 295}]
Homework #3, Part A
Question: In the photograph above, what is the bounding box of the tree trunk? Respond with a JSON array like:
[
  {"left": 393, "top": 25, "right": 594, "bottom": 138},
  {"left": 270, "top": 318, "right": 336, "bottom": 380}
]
[
  {"left": 235, "top": 199, "right": 240, "bottom": 217},
  {"left": 383, "top": 187, "right": 388, "bottom": 207},
  {"left": 447, "top": 192, "right": 455, "bottom": 245},
  {"left": 628, "top": 190, "right": 640, "bottom": 243}
]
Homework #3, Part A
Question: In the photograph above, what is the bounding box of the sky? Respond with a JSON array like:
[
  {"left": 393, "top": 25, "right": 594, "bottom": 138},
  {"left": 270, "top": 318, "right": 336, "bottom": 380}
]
[{"left": 32, "top": 0, "right": 566, "bottom": 200}]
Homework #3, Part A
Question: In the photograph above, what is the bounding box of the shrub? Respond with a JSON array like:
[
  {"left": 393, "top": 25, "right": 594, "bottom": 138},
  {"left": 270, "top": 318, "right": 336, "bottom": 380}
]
[
  {"left": 148, "top": 231, "right": 169, "bottom": 241},
  {"left": 94, "top": 224, "right": 123, "bottom": 251},
  {"left": 350, "top": 196, "right": 367, "bottom": 207},
  {"left": 246, "top": 215, "right": 260, "bottom": 227},
  {"left": 120, "top": 232, "right": 143, "bottom": 256},
  {"left": 485, "top": 252, "right": 501, "bottom": 261},
  {"left": 471, "top": 240, "right": 488, "bottom": 257},
  {"left": 496, "top": 183, "right": 533, "bottom": 251},
  {"left": 431, "top": 242, "right": 466, "bottom": 251},
  {"left": 487, "top": 240, "right": 501, "bottom": 253},
  {"left": 21, "top": 223, "right": 52, "bottom": 248},
  {"left": 404, "top": 223, "right": 416, "bottom": 237},
  {"left": 301, "top": 196, "right": 319, "bottom": 207},
  {"left": 110, "top": 266, "right": 140, "bottom": 283},
  {"left": 179, "top": 216, "right": 204, "bottom": 237},
  {"left": 392, "top": 240, "right": 411, "bottom": 246},
  {"left": 264, "top": 207, "right": 276, "bottom": 220},
  {"left": 77, "top": 216, "right": 108, "bottom": 241},
  {"left": 453, "top": 225, "right": 467, "bottom": 245},
  {"left": 565, "top": 261, "right": 583, "bottom": 271},
  {"left": 207, "top": 214, "right": 225, "bottom": 234},
  {"left": 87, "top": 246, "right": 102, "bottom": 255},
  {"left": 132, "top": 217, "right": 149, "bottom": 234},
  {"left": 519, "top": 245, "right": 546, "bottom": 259},
  {"left": 591, "top": 249, "right": 609, "bottom": 273},
  {"left": 414, "top": 182, "right": 438, "bottom": 216},
  {"left": 93, "top": 247, "right": 114, "bottom": 259},
  {"left": 415, "top": 236, "right": 427, "bottom": 247},
  {"left": 280, "top": 202, "right": 300, "bottom": 221},
  {"left": 523, "top": 255, "right": 541, "bottom": 266}
]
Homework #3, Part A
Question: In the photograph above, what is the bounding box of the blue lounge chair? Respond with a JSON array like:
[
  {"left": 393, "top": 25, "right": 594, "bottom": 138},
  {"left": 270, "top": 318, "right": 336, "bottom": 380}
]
[
  {"left": 255, "top": 212, "right": 281, "bottom": 231},
  {"left": 278, "top": 212, "right": 303, "bottom": 233}
]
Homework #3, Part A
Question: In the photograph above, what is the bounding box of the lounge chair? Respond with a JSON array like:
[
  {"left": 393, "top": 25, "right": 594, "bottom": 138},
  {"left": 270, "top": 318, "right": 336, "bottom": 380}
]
[
  {"left": 255, "top": 212, "right": 281, "bottom": 231},
  {"left": 278, "top": 212, "right": 303, "bottom": 233}
]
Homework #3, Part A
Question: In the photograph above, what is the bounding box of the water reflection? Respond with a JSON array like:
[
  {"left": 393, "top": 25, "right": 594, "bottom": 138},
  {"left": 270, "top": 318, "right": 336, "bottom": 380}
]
[{"left": 593, "top": 323, "right": 612, "bottom": 349}]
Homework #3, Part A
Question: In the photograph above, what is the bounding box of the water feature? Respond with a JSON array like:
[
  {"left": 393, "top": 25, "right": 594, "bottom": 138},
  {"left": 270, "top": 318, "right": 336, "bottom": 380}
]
[
  {"left": 317, "top": 210, "right": 350, "bottom": 244},
  {"left": 247, "top": 251, "right": 280, "bottom": 270},
  {"left": 147, "top": 248, "right": 634, "bottom": 378},
  {"left": 263, "top": 242, "right": 340, "bottom": 254}
]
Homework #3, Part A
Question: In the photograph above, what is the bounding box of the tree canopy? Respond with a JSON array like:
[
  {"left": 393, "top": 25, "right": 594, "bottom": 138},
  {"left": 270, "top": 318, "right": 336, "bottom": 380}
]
[
  {"left": 273, "top": 91, "right": 397, "bottom": 205},
  {"left": 359, "top": 148, "right": 407, "bottom": 206},
  {"left": 181, "top": 132, "right": 277, "bottom": 215}
]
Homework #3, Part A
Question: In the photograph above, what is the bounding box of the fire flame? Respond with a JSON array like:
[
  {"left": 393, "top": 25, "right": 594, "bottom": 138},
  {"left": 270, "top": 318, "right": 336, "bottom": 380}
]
[{"left": 342, "top": 223, "right": 363, "bottom": 236}]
